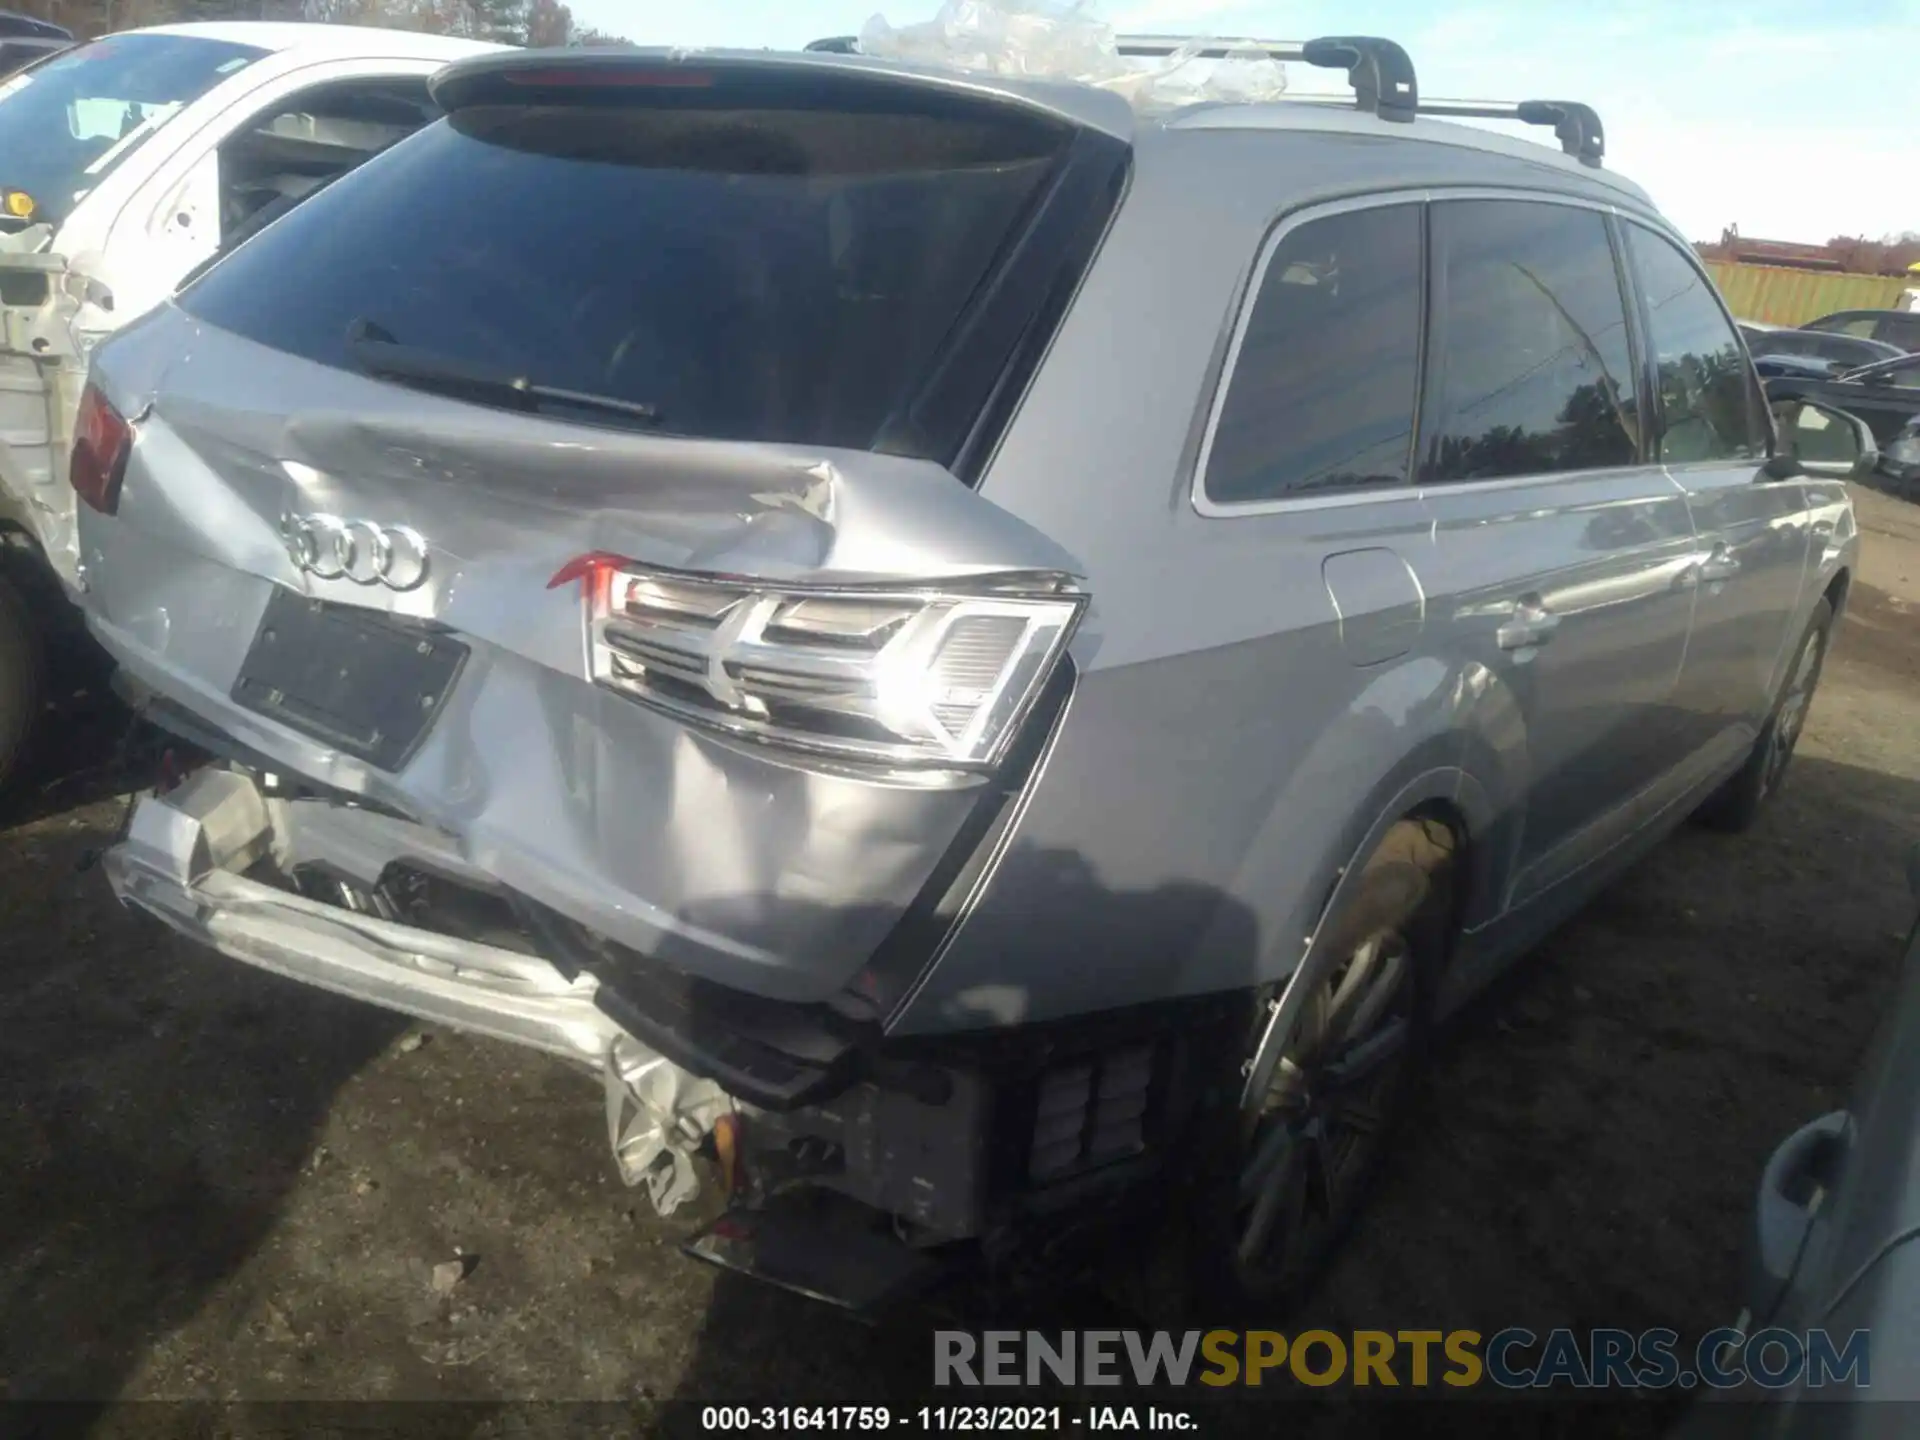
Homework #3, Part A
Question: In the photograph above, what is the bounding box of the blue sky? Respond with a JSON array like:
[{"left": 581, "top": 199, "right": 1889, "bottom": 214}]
[{"left": 562, "top": 0, "right": 1917, "bottom": 244}]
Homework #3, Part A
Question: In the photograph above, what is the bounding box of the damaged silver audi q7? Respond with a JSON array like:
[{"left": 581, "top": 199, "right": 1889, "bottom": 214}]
[{"left": 72, "top": 39, "right": 1864, "bottom": 1312}]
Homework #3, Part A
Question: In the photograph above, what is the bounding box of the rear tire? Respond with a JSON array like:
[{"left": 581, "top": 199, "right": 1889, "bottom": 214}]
[
  {"left": 1693, "top": 598, "right": 1832, "bottom": 833},
  {"left": 0, "top": 570, "right": 44, "bottom": 793},
  {"left": 1115, "top": 818, "right": 1455, "bottom": 1323}
]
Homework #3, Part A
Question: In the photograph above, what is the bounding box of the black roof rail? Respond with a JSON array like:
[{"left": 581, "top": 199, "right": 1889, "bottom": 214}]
[
  {"left": 1414, "top": 98, "right": 1605, "bottom": 166},
  {"left": 803, "top": 36, "right": 860, "bottom": 54},
  {"left": 1115, "top": 34, "right": 1417, "bottom": 121}
]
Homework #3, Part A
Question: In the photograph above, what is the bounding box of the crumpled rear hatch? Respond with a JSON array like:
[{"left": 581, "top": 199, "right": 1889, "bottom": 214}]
[{"left": 79, "top": 48, "right": 1129, "bottom": 1019}]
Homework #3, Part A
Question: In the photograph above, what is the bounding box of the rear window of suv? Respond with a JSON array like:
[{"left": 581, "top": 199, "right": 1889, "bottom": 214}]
[{"left": 180, "top": 96, "right": 1076, "bottom": 454}]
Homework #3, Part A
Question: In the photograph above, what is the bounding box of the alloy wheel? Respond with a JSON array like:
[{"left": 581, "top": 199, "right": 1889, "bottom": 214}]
[
  {"left": 1234, "top": 926, "right": 1416, "bottom": 1286},
  {"left": 1762, "top": 625, "right": 1825, "bottom": 798}
]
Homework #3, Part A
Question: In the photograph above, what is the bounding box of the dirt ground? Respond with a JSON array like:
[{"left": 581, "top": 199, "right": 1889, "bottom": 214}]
[{"left": 2, "top": 487, "right": 1917, "bottom": 1436}]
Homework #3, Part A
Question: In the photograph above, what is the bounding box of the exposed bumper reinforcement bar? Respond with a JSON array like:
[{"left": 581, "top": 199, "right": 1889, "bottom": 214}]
[{"left": 104, "top": 769, "right": 625, "bottom": 1067}]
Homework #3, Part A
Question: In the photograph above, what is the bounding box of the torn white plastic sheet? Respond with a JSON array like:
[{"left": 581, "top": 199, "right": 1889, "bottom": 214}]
[
  {"left": 604, "top": 1036, "right": 733, "bottom": 1215},
  {"left": 858, "top": 0, "right": 1288, "bottom": 111}
]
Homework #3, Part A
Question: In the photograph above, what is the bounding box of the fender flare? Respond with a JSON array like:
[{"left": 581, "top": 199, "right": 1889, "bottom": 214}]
[{"left": 1237, "top": 762, "right": 1493, "bottom": 1110}]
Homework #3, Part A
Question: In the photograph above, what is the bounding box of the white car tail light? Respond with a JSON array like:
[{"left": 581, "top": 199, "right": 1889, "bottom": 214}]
[{"left": 553, "top": 556, "right": 1083, "bottom": 771}]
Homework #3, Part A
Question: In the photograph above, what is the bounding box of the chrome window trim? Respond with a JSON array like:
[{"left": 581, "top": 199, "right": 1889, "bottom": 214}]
[
  {"left": 1415, "top": 459, "right": 1688, "bottom": 502},
  {"left": 1192, "top": 185, "right": 1679, "bottom": 520}
]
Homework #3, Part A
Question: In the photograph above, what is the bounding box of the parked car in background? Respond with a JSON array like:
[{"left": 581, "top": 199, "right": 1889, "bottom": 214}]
[
  {"left": 1682, "top": 845, "right": 1920, "bottom": 1432},
  {"left": 0, "top": 10, "right": 69, "bottom": 77},
  {"left": 1764, "top": 352, "right": 1920, "bottom": 492},
  {"left": 1802, "top": 308, "right": 1920, "bottom": 353},
  {"left": 72, "top": 37, "right": 1870, "bottom": 1315},
  {"left": 0, "top": 21, "right": 502, "bottom": 786},
  {"left": 1886, "top": 415, "right": 1920, "bottom": 490},
  {"left": 1741, "top": 322, "right": 1905, "bottom": 374}
]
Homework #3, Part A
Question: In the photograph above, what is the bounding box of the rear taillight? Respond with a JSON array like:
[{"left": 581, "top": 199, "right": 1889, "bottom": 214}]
[
  {"left": 551, "top": 555, "right": 1084, "bottom": 772},
  {"left": 70, "top": 383, "right": 132, "bottom": 515}
]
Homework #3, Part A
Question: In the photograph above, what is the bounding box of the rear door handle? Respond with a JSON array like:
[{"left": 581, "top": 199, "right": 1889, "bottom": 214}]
[{"left": 1497, "top": 597, "right": 1560, "bottom": 651}]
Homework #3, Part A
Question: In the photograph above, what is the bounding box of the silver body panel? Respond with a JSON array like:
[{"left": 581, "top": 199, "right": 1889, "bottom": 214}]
[{"left": 78, "top": 86, "right": 1857, "bottom": 1048}]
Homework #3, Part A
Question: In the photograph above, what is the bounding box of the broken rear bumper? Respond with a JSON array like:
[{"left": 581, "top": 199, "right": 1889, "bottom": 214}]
[
  {"left": 106, "top": 766, "right": 1228, "bottom": 1273},
  {"left": 106, "top": 768, "right": 621, "bottom": 1066}
]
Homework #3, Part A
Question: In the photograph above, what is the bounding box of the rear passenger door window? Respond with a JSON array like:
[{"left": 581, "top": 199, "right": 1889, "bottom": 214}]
[
  {"left": 1423, "top": 199, "right": 1640, "bottom": 483},
  {"left": 1626, "top": 225, "right": 1769, "bottom": 465},
  {"left": 1202, "top": 203, "right": 1422, "bottom": 506}
]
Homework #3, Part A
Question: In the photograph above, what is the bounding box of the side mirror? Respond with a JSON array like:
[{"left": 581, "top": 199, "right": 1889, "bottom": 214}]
[{"left": 1766, "top": 400, "right": 1879, "bottom": 481}]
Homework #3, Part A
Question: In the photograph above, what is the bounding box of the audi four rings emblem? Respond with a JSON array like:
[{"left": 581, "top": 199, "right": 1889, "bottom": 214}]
[{"left": 282, "top": 514, "right": 430, "bottom": 591}]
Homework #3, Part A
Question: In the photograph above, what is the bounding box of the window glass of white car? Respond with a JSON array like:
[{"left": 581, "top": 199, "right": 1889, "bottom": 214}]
[
  {"left": 217, "top": 78, "right": 438, "bottom": 244},
  {"left": 1628, "top": 225, "right": 1770, "bottom": 465},
  {"left": 1204, "top": 203, "right": 1424, "bottom": 504},
  {"left": 1425, "top": 199, "right": 1640, "bottom": 482},
  {"left": 0, "top": 33, "right": 265, "bottom": 232}
]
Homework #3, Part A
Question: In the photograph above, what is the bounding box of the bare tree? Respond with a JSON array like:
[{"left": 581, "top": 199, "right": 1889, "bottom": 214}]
[{"left": 523, "top": 0, "right": 569, "bottom": 47}]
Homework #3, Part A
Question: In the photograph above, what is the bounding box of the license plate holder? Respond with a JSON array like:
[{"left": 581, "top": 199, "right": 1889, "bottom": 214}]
[{"left": 231, "top": 588, "right": 468, "bottom": 772}]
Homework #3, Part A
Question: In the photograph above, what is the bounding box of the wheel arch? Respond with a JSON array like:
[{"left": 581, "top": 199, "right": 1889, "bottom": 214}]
[
  {"left": 1823, "top": 565, "right": 1852, "bottom": 624},
  {"left": 1236, "top": 769, "right": 1484, "bottom": 1110},
  {"left": 1250, "top": 698, "right": 1513, "bottom": 982}
]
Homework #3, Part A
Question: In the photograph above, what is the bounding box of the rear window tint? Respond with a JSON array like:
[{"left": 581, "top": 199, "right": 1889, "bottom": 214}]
[
  {"left": 1203, "top": 204, "right": 1423, "bottom": 504},
  {"left": 1757, "top": 331, "right": 1818, "bottom": 357},
  {"left": 180, "top": 101, "right": 1068, "bottom": 451},
  {"left": 1875, "top": 314, "right": 1920, "bottom": 351},
  {"left": 1425, "top": 200, "right": 1640, "bottom": 482}
]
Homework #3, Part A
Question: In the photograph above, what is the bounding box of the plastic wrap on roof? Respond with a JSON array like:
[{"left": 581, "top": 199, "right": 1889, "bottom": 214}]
[{"left": 857, "top": 0, "right": 1289, "bottom": 111}]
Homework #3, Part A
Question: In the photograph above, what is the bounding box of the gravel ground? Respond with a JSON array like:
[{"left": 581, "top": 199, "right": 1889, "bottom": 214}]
[{"left": 2, "top": 486, "right": 1916, "bottom": 1436}]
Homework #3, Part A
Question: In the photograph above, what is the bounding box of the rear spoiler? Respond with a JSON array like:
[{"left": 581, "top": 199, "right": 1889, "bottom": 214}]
[{"left": 427, "top": 44, "right": 1136, "bottom": 143}]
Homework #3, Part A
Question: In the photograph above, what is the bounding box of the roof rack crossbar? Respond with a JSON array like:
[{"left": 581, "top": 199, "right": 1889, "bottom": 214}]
[
  {"left": 1116, "top": 33, "right": 1417, "bottom": 122},
  {"left": 799, "top": 33, "right": 1602, "bottom": 165},
  {"left": 1414, "top": 97, "right": 1605, "bottom": 166}
]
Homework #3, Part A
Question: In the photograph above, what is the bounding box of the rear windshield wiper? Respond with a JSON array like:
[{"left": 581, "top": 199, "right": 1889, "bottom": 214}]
[{"left": 345, "top": 318, "right": 664, "bottom": 428}]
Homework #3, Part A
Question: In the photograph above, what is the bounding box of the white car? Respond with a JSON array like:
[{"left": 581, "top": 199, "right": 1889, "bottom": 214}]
[{"left": 0, "top": 22, "right": 502, "bottom": 782}]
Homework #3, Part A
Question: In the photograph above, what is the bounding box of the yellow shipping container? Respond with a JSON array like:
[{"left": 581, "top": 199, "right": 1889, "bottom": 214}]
[{"left": 1705, "top": 261, "right": 1910, "bottom": 326}]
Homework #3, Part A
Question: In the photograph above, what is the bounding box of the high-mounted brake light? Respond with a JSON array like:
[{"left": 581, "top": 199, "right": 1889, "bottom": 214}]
[
  {"left": 559, "top": 558, "right": 1084, "bottom": 771},
  {"left": 70, "top": 383, "right": 132, "bottom": 516},
  {"left": 500, "top": 67, "right": 715, "bottom": 89}
]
